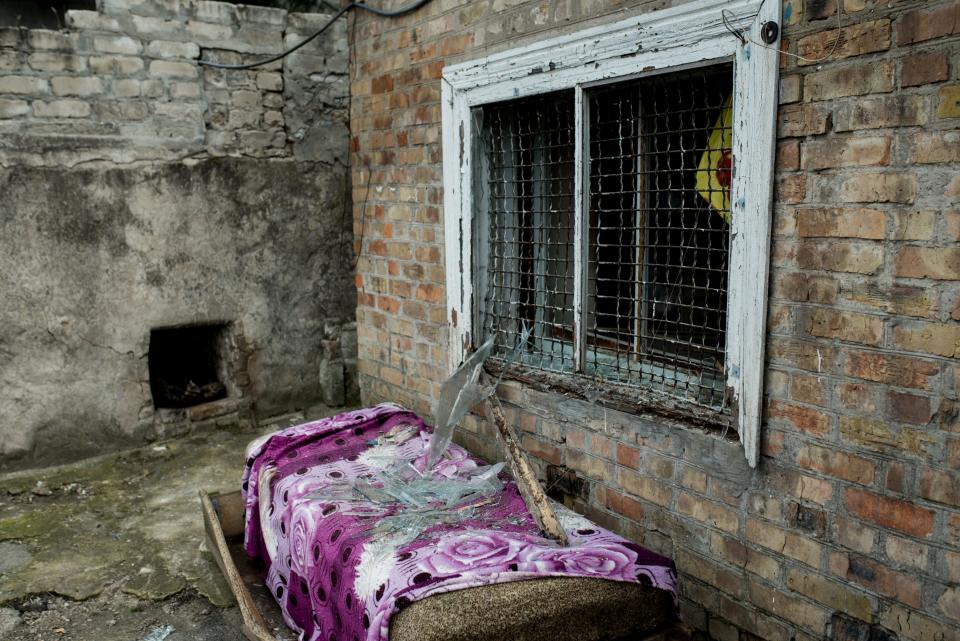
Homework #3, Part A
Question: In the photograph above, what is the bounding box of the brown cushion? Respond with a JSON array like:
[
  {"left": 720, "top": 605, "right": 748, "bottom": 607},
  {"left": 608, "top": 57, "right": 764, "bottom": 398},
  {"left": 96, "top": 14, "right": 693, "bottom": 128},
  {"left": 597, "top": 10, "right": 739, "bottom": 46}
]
[{"left": 389, "top": 577, "right": 674, "bottom": 641}]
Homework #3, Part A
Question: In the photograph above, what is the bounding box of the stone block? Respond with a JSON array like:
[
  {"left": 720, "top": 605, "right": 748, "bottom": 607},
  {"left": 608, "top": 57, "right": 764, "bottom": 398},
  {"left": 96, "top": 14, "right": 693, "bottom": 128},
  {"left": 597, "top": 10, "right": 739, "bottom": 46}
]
[
  {"left": 227, "top": 109, "right": 260, "bottom": 128},
  {"left": 51, "top": 76, "right": 104, "bottom": 97},
  {"left": 28, "top": 30, "right": 75, "bottom": 51},
  {"left": 94, "top": 35, "right": 143, "bottom": 55},
  {"left": 28, "top": 52, "right": 87, "bottom": 73},
  {"left": 114, "top": 79, "right": 142, "bottom": 97},
  {"left": 256, "top": 71, "right": 283, "bottom": 92},
  {"left": 149, "top": 60, "right": 198, "bottom": 79},
  {"left": 146, "top": 40, "right": 200, "bottom": 59},
  {"left": 32, "top": 99, "right": 92, "bottom": 118},
  {"left": 169, "top": 82, "right": 201, "bottom": 99},
  {"left": 230, "top": 89, "right": 260, "bottom": 108},
  {"left": 0, "top": 76, "right": 49, "bottom": 95},
  {"left": 191, "top": 1, "right": 239, "bottom": 25},
  {"left": 0, "top": 99, "right": 29, "bottom": 118},
  {"left": 0, "top": 27, "right": 23, "bottom": 49},
  {"left": 89, "top": 55, "right": 145, "bottom": 75},
  {"left": 65, "top": 10, "right": 122, "bottom": 32},
  {"left": 237, "top": 5, "right": 287, "bottom": 26}
]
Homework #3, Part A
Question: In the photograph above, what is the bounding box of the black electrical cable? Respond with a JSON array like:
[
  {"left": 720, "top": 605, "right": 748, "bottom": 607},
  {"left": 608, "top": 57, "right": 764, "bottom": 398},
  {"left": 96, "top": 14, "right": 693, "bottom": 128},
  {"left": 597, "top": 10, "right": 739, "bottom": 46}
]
[{"left": 198, "top": 0, "right": 433, "bottom": 70}]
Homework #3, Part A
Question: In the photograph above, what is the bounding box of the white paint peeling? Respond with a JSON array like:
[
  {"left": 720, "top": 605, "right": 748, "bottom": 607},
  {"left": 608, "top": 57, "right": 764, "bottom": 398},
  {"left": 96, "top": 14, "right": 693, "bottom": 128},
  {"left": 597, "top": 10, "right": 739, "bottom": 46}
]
[{"left": 441, "top": 0, "right": 780, "bottom": 467}]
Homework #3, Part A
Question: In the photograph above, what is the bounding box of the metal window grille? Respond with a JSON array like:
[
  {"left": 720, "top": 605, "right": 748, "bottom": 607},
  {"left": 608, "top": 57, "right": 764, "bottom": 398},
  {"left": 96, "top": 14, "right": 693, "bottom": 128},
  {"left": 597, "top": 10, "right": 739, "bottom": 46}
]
[{"left": 475, "top": 63, "right": 733, "bottom": 411}]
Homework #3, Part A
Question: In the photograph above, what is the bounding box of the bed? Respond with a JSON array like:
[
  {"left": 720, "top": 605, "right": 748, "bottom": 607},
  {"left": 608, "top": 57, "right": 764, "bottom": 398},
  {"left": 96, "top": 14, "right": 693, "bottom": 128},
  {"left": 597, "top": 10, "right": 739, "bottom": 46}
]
[{"left": 233, "top": 403, "right": 681, "bottom": 641}]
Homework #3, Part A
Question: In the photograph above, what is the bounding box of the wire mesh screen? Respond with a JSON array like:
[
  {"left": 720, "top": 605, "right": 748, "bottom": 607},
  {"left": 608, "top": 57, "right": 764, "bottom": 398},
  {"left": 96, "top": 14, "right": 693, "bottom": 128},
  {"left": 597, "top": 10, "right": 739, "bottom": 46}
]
[
  {"left": 476, "top": 63, "right": 733, "bottom": 410},
  {"left": 477, "top": 90, "right": 576, "bottom": 373},
  {"left": 586, "top": 65, "right": 732, "bottom": 407}
]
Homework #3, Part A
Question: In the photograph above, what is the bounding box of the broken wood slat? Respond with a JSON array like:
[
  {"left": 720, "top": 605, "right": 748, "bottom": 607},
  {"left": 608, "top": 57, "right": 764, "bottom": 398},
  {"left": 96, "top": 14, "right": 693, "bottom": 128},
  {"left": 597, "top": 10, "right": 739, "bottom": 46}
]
[
  {"left": 486, "top": 395, "right": 569, "bottom": 546},
  {"left": 199, "top": 490, "right": 273, "bottom": 641}
]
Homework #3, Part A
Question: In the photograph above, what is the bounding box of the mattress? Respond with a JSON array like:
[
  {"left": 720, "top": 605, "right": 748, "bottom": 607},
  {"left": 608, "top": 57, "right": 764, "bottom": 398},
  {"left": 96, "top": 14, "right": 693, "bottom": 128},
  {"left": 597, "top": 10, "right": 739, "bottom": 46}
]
[{"left": 242, "top": 404, "right": 679, "bottom": 641}]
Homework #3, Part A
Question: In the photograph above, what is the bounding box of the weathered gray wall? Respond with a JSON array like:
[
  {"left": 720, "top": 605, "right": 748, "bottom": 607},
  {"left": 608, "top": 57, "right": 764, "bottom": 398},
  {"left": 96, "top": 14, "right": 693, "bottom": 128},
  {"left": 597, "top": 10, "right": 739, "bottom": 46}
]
[{"left": 0, "top": 1, "right": 355, "bottom": 468}]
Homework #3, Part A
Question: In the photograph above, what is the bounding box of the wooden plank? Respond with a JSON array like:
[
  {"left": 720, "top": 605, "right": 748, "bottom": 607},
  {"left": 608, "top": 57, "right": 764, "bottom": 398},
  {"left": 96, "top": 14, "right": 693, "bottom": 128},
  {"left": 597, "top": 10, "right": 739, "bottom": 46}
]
[
  {"left": 726, "top": 0, "right": 781, "bottom": 468},
  {"left": 486, "top": 395, "right": 568, "bottom": 545},
  {"left": 573, "top": 84, "right": 587, "bottom": 373},
  {"left": 199, "top": 490, "right": 273, "bottom": 641}
]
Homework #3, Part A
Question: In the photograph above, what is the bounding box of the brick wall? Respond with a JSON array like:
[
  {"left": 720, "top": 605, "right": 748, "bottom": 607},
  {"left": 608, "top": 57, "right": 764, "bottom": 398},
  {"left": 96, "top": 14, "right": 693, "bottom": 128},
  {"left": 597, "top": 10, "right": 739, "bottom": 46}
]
[{"left": 350, "top": 0, "right": 960, "bottom": 639}]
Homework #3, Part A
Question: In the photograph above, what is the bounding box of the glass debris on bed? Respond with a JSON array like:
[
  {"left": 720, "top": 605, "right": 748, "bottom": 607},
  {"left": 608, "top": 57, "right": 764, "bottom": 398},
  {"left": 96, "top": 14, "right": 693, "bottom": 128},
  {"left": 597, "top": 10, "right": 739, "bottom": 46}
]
[{"left": 302, "top": 423, "right": 505, "bottom": 546}]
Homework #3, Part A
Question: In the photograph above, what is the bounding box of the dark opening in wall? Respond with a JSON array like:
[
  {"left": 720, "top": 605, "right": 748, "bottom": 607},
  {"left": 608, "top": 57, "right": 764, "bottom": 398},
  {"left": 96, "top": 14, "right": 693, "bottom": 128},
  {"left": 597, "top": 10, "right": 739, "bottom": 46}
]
[
  {"left": 0, "top": 1, "right": 97, "bottom": 29},
  {"left": 149, "top": 324, "right": 229, "bottom": 409}
]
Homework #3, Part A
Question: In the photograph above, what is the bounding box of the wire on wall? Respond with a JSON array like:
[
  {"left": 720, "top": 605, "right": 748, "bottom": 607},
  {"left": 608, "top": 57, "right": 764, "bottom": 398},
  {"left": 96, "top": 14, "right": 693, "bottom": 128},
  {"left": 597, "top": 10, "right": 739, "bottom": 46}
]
[
  {"left": 722, "top": 0, "right": 843, "bottom": 66},
  {"left": 198, "top": 0, "right": 433, "bottom": 70}
]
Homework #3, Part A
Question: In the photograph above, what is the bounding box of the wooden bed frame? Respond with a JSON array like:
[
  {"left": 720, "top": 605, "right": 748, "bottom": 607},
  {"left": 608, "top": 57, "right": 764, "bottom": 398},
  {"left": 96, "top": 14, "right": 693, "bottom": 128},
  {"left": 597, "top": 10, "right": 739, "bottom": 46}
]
[{"left": 199, "top": 489, "right": 691, "bottom": 641}]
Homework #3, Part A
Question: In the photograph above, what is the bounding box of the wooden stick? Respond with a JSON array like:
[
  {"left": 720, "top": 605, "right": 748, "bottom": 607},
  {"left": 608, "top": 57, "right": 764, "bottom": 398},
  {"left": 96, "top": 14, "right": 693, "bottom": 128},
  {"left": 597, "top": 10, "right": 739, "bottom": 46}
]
[
  {"left": 486, "top": 395, "right": 569, "bottom": 546},
  {"left": 198, "top": 490, "right": 274, "bottom": 641}
]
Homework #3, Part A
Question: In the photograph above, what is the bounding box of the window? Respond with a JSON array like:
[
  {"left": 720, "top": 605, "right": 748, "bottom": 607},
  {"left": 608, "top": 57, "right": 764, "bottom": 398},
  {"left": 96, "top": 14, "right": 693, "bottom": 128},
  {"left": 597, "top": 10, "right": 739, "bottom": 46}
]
[
  {"left": 442, "top": 0, "right": 780, "bottom": 466},
  {"left": 477, "top": 64, "right": 733, "bottom": 409}
]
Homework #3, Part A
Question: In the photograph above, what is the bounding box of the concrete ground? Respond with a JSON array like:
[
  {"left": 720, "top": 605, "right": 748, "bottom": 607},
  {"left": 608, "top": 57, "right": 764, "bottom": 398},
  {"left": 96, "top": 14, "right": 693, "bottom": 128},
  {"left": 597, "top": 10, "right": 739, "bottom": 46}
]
[{"left": 0, "top": 407, "right": 349, "bottom": 641}]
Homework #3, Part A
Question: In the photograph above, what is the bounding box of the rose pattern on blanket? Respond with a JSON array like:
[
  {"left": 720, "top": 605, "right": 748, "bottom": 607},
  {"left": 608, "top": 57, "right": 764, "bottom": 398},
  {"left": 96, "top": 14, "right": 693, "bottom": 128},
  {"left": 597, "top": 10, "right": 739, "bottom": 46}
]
[{"left": 242, "top": 403, "right": 679, "bottom": 641}]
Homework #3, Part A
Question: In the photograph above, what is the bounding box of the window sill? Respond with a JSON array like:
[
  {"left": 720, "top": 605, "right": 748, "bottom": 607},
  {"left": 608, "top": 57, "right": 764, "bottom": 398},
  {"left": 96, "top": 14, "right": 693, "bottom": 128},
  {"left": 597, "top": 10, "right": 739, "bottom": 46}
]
[{"left": 486, "top": 360, "right": 734, "bottom": 434}]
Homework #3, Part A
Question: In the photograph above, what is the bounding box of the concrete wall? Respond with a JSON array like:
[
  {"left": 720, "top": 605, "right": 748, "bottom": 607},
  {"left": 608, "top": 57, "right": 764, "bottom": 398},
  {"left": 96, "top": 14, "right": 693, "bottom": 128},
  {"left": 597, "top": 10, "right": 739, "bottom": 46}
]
[
  {"left": 0, "top": 0, "right": 356, "bottom": 468},
  {"left": 349, "top": 0, "right": 960, "bottom": 639}
]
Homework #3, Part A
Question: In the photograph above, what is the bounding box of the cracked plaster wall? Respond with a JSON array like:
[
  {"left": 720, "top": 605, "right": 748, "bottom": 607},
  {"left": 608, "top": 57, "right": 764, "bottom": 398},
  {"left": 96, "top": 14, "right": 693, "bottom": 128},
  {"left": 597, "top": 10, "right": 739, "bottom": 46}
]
[{"left": 0, "top": 1, "right": 355, "bottom": 467}]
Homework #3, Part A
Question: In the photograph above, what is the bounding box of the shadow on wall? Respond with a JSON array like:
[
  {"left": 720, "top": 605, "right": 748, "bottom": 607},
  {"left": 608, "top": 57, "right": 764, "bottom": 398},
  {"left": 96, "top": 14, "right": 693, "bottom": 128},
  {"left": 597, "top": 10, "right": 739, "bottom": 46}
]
[{"left": 0, "top": 1, "right": 97, "bottom": 29}]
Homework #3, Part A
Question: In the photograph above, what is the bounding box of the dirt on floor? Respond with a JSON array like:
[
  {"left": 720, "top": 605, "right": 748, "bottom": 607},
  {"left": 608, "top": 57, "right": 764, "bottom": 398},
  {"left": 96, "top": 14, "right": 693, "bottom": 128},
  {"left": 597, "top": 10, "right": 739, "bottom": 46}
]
[{"left": 0, "top": 406, "right": 351, "bottom": 641}]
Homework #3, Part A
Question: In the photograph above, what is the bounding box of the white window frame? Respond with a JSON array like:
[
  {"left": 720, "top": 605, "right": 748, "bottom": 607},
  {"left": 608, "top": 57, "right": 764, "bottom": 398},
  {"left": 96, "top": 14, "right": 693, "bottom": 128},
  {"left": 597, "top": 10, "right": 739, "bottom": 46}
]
[{"left": 441, "top": 0, "right": 780, "bottom": 467}]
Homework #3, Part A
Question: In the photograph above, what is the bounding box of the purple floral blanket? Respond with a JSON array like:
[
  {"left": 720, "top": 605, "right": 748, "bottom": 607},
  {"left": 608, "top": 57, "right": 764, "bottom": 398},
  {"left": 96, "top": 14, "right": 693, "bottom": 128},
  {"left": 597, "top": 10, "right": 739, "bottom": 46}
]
[{"left": 242, "top": 403, "right": 678, "bottom": 641}]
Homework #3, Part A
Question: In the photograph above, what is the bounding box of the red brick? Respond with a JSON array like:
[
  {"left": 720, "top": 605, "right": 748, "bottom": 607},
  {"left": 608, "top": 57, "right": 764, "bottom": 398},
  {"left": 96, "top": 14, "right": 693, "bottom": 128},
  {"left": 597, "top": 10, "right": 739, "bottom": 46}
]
[
  {"left": 840, "top": 283, "right": 935, "bottom": 319},
  {"left": 842, "top": 554, "right": 922, "bottom": 608},
  {"left": 901, "top": 51, "right": 949, "bottom": 87},
  {"left": 415, "top": 283, "right": 443, "bottom": 303},
  {"left": 620, "top": 469, "right": 673, "bottom": 506},
  {"left": 804, "top": 61, "right": 894, "bottom": 100},
  {"left": 796, "top": 443, "right": 875, "bottom": 485},
  {"left": 778, "top": 103, "right": 829, "bottom": 137},
  {"left": 766, "top": 466, "right": 834, "bottom": 505},
  {"left": 896, "top": 247, "right": 960, "bottom": 280},
  {"left": 940, "top": 85, "right": 960, "bottom": 119},
  {"left": 885, "top": 461, "right": 907, "bottom": 494},
  {"left": 897, "top": 1, "right": 960, "bottom": 45},
  {"left": 797, "top": 240, "right": 883, "bottom": 274},
  {"left": 805, "top": 308, "right": 883, "bottom": 346},
  {"left": 887, "top": 391, "right": 933, "bottom": 425},
  {"left": 839, "top": 172, "right": 916, "bottom": 204},
  {"left": 795, "top": 207, "right": 885, "bottom": 239},
  {"left": 767, "top": 400, "right": 831, "bottom": 437},
  {"left": 603, "top": 486, "right": 645, "bottom": 521},
  {"left": 776, "top": 174, "right": 806, "bottom": 203},
  {"left": 771, "top": 271, "right": 838, "bottom": 303},
  {"left": 790, "top": 374, "right": 829, "bottom": 406},
  {"left": 833, "top": 95, "right": 927, "bottom": 132},
  {"left": 797, "top": 19, "right": 890, "bottom": 66},
  {"left": 918, "top": 467, "right": 960, "bottom": 507},
  {"left": 837, "top": 383, "right": 877, "bottom": 412},
  {"left": 616, "top": 443, "right": 640, "bottom": 469},
  {"left": 892, "top": 320, "right": 960, "bottom": 357},
  {"left": 777, "top": 139, "right": 800, "bottom": 170},
  {"left": 909, "top": 131, "right": 960, "bottom": 164},
  {"left": 834, "top": 516, "right": 876, "bottom": 554},
  {"left": 751, "top": 582, "right": 829, "bottom": 633},
  {"left": 843, "top": 350, "right": 939, "bottom": 389},
  {"left": 786, "top": 569, "right": 875, "bottom": 621},
  {"left": 843, "top": 487, "right": 934, "bottom": 538},
  {"left": 521, "top": 435, "right": 561, "bottom": 466},
  {"left": 677, "top": 492, "right": 739, "bottom": 533}
]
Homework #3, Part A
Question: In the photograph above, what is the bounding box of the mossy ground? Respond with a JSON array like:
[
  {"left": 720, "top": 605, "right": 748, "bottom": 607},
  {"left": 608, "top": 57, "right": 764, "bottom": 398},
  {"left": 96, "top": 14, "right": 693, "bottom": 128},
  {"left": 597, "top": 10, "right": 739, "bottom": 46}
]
[{"left": 0, "top": 406, "right": 347, "bottom": 640}]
